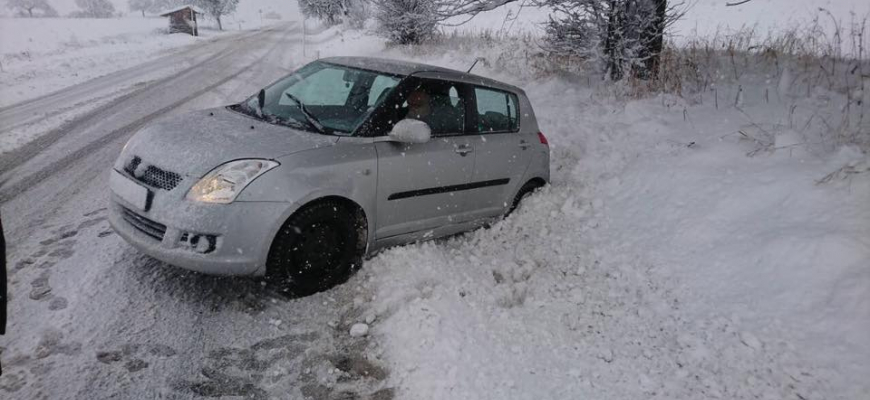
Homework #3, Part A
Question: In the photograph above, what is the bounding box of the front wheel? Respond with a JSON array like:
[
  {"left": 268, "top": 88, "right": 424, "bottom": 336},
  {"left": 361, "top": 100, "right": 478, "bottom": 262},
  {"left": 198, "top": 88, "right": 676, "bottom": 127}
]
[{"left": 266, "top": 201, "right": 364, "bottom": 296}]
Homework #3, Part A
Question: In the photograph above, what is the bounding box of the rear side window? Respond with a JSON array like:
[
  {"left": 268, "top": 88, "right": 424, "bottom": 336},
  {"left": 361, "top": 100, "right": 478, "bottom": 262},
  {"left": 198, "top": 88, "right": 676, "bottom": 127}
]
[{"left": 474, "top": 87, "right": 519, "bottom": 133}]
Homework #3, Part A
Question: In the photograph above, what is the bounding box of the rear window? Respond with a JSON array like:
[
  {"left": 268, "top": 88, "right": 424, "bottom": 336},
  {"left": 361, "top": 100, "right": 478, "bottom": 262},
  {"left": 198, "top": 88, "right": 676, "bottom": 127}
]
[{"left": 474, "top": 87, "right": 519, "bottom": 133}]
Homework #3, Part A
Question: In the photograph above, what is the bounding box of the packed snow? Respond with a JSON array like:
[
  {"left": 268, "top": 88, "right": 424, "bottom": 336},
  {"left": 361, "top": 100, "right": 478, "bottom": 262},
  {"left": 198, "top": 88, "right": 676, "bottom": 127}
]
[{"left": 358, "top": 90, "right": 869, "bottom": 398}]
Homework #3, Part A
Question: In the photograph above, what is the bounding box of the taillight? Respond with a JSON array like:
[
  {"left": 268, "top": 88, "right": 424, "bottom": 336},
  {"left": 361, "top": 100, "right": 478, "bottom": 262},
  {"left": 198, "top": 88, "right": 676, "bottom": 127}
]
[{"left": 538, "top": 131, "right": 549, "bottom": 146}]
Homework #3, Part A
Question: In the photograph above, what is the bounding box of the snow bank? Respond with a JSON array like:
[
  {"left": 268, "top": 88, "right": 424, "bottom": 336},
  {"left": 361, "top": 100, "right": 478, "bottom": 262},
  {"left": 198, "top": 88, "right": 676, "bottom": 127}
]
[{"left": 303, "top": 25, "right": 870, "bottom": 400}]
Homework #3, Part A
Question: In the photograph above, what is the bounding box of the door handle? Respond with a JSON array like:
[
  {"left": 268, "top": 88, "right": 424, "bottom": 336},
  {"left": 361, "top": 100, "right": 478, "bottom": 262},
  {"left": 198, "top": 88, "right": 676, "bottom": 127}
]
[
  {"left": 454, "top": 145, "right": 473, "bottom": 156},
  {"left": 519, "top": 140, "right": 531, "bottom": 150}
]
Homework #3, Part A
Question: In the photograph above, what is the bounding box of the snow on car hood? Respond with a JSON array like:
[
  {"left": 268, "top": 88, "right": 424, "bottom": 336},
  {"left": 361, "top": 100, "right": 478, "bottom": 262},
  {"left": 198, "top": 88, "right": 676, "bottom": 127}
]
[{"left": 117, "top": 107, "right": 338, "bottom": 178}]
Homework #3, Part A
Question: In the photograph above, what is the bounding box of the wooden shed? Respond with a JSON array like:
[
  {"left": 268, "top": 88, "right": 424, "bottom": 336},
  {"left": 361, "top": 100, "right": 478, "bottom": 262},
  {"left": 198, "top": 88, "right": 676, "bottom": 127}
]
[{"left": 160, "top": 5, "right": 202, "bottom": 36}]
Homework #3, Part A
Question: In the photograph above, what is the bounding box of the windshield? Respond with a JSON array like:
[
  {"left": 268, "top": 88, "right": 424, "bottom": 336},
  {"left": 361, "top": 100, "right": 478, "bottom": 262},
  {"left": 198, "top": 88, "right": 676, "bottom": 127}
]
[{"left": 242, "top": 61, "right": 402, "bottom": 135}]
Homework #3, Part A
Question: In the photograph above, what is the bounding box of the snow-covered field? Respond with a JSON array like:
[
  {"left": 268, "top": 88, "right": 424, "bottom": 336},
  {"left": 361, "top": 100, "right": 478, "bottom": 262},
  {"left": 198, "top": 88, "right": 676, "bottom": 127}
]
[
  {"left": 1, "top": 9, "right": 868, "bottom": 400},
  {"left": 0, "top": 17, "right": 224, "bottom": 105},
  {"left": 0, "top": 17, "right": 268, "bottom": 154}
]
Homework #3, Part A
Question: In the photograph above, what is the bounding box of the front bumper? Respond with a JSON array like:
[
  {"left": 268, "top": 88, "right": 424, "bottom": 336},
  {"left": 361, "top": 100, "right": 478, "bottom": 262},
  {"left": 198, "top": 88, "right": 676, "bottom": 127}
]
[{"left": 109, "top": 180, "right": 291, "bottom": 276}]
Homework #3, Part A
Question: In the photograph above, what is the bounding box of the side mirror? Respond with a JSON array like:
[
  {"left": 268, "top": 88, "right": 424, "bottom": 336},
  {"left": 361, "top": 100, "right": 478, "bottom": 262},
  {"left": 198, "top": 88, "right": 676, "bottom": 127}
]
[{"left": 388, "top": 119, "right": 431, "bottom": 144}]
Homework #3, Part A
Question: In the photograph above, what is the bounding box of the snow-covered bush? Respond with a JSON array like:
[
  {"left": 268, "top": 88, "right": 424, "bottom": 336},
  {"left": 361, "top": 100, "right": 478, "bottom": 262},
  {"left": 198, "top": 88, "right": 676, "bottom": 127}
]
[
  {"left": 375, "top": 0, "right": 438, "bottom": 45},
  {"left": 298, "top": 0, "right": 350, "bottom": 26},
  {"left": 70, "top": 0, "right": 116, "bottom": 18}
]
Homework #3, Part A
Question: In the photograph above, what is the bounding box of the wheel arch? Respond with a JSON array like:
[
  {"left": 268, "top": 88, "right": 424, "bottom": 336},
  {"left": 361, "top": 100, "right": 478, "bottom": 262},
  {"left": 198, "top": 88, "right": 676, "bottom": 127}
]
[
  {"left": 261, "top": 195, "right": 370, "bottom": 274},
  {"left": 525, "top": 176, "right": 547, "bottom": 188},
  {"left": 304, "top": 195, "right": 369, "bottom": 246}
]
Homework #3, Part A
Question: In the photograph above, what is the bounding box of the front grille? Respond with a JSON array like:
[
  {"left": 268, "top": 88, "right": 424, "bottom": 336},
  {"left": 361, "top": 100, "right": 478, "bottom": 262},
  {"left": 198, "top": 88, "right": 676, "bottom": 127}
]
[
  {"left": 121, "top": 207, "right": 167, "bottom": 241},
  {"left": 124, "top": 156, "right": 183, "bottom": 191}
]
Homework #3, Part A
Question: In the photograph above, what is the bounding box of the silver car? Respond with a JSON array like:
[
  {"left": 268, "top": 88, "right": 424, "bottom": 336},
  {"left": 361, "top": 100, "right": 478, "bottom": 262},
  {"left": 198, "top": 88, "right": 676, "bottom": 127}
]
[{"left": 109, "top": 57, "right": 549, "bottom": 294}]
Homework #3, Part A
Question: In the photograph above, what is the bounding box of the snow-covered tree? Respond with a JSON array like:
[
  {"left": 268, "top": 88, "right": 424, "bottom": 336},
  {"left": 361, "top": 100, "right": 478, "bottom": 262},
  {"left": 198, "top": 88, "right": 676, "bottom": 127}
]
[
  {"left": 128, "top": 0, "right": 152, "bottom": 17},
  {"left": 540, "top": 0, "right": 676, "bottom": 80},
  {"left": 71, "top": 0, "right": 116, "bottom": 18},
  {"left": 195, "top": 0, "right": 239, "bottom": 30},
  {"left": 431, "top": 0, "right": 519, "bottom": 21},
  {"left": 374, "top": 0, "right": 438, "bottom": 44},
  {"left": 298, "top": 0, "right": 350, "bottom": 25},
  {"left": 6, "top": 0, "right": 56, "bottom": 17}
]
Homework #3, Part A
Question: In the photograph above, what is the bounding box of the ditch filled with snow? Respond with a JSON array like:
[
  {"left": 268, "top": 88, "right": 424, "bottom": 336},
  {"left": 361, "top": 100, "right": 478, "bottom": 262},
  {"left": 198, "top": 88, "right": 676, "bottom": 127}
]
[{"left": 309, "top": 26, "right": 870, "bottom": 400}]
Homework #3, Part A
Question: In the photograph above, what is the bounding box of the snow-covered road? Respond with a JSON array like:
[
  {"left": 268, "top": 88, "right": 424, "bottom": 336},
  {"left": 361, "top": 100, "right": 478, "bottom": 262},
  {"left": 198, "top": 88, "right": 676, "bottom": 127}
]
[{"left": 1, "top": 23, "right": 390, "bottom": 399}]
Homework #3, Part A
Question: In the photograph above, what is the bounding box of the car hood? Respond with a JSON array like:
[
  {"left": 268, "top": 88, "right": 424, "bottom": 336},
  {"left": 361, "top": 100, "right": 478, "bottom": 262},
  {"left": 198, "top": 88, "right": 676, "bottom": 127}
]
[{"left": 116, "top": 107, "right": 338, "bottom": 179}]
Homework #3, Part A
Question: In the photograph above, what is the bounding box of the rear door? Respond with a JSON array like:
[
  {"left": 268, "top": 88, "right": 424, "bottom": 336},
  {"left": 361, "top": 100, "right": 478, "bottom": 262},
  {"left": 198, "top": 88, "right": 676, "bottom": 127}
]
[
  {"left": 371, "top": 77, "right": 476, "bottom": 239},
  {"left": 464, "top": 87, "right": 533, "bottom": 219}
]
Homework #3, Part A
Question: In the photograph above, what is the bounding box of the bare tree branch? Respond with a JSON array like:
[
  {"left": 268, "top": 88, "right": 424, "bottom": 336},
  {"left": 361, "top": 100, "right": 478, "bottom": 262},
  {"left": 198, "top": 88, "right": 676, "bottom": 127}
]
[{"left": 433, "top": 0, "right": 521, "bottom": 22}]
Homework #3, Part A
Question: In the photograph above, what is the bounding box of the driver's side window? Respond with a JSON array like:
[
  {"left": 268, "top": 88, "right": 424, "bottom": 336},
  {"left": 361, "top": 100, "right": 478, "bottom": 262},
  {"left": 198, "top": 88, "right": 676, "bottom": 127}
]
[{"left": 364, "top": 78, "right": 469, "bottom": 137}]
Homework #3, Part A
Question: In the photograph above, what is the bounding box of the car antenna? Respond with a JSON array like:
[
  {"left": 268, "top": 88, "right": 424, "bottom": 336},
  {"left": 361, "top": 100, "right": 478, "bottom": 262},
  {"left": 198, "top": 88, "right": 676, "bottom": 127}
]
[{"left": 467, "top": 57, "right": 486, "bottom": 74}]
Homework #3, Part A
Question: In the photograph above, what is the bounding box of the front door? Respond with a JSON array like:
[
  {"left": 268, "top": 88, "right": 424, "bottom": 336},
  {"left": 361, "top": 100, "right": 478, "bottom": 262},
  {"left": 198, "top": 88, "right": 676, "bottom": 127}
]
[{"left": 372, "top": 78, "right": 474, "bottom": 239}]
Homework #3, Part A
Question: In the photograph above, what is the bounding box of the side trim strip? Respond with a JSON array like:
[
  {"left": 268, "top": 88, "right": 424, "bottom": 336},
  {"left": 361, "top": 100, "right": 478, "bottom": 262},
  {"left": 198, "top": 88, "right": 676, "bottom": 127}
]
[{"left": 388, "top": 178, "right": 510, "bottom": 201}]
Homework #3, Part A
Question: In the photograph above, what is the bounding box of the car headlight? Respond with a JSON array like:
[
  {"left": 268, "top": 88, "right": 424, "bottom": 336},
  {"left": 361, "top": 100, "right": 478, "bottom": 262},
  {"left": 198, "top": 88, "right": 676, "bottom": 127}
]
[{"left": 187, "top": 159, "right": 279, "bottom": 204}]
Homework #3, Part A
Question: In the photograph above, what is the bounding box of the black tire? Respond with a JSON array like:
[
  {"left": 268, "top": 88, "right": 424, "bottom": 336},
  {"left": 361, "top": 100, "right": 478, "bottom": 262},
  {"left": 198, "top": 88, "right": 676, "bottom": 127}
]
[
  {"left": 506, "top": 181, "right": 543, "bottom": 217},
  {"left": 266, "top": 200, "right": 365, "bottom": 296}
]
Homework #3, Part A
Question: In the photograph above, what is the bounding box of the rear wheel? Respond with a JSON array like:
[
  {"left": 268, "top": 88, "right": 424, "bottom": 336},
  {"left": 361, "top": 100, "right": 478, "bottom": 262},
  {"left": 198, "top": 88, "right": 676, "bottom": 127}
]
[
  {"left": 266, "top": 200, "right": 364, "bottom": 296},
  {"left": 506, "top": 180, "right": 543, "bottom": 217}
]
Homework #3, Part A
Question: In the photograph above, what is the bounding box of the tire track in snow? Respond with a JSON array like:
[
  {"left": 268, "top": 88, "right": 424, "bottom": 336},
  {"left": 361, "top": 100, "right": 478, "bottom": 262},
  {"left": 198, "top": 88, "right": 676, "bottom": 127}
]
[
  {"left": 0, "top": 25, "right": 295, "bottom": 205},
  {"left": 0, "top": 26, "right": 272, "bottom": 120}
]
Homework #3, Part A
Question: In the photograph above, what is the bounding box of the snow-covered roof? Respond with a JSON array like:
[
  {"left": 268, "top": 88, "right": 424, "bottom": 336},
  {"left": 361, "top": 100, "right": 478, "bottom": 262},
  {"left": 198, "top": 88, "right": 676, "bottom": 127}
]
[
  {"left": 320, "top": 56, "right": 523, "bottom": 93},
  {"left": 159, "top": 5, "right": 205, "bottom": 16}
]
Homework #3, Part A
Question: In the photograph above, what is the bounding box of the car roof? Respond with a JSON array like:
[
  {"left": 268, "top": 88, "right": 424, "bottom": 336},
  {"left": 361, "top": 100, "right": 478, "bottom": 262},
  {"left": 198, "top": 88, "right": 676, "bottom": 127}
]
[{"left": 320, "top": 56, "right": 524, "bottom": 95}]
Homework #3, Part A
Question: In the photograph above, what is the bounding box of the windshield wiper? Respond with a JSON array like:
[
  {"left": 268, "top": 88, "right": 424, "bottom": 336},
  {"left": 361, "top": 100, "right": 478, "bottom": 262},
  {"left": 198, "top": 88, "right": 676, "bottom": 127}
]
[
  {"left": 268, "top": 114, "right": 307, "bottom": 130},
  {"left": 283, "top": 93, "right": 328, "bottom": 134}
]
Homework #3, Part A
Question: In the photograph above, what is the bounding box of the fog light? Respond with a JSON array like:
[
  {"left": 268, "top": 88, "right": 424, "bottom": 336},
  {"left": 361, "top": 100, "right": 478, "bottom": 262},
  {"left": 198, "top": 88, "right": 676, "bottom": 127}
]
[{"left": 180, "top": 232, "right": 217, "bottom": 254}]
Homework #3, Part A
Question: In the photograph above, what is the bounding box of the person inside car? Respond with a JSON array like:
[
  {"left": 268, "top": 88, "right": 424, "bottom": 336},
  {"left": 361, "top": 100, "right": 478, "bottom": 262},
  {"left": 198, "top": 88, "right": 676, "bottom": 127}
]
[
  {"left": 406, "top": 88, "right": 432, "bottom": 122},
  {"left": 402, "top": 84, "right": 465, "bottom": 135}
]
